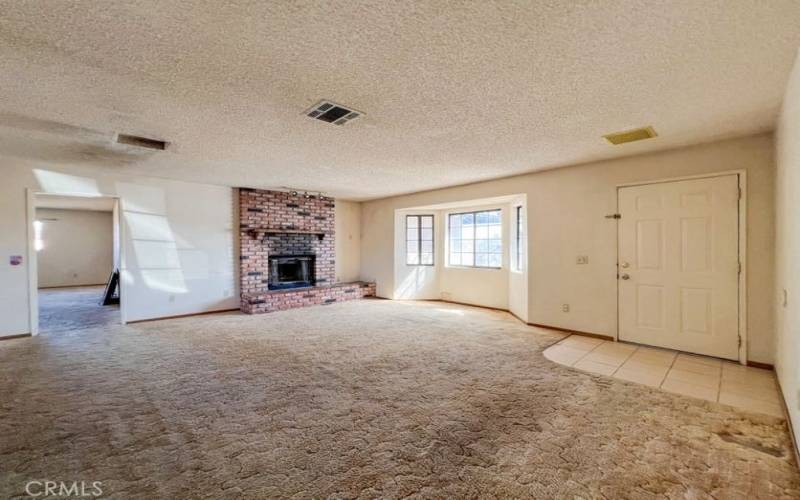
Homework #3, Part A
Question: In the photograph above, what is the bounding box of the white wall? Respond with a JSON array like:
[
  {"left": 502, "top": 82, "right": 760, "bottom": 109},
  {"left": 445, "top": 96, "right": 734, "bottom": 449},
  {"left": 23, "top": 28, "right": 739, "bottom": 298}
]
[
  {"left": 775, "top": 51, "right": 800, "bottom": 437},
  {"left": 36, "top": 208, "right": 113, "bottom": 288},
  {"left": 361, "top": 134, "right": 776, "bottom": 363},
  {"left": 0, "top": 158, "right": 239, "bottom": 336},
  {"left": 334, "top": 200, "right": 362, "bottom": 283}
]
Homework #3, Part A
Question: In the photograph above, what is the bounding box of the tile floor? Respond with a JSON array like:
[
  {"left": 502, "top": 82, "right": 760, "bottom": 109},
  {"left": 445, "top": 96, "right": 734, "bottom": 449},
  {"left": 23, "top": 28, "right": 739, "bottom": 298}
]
[{"left": 544, "top": 335, "right": 785, "bottom": 418}]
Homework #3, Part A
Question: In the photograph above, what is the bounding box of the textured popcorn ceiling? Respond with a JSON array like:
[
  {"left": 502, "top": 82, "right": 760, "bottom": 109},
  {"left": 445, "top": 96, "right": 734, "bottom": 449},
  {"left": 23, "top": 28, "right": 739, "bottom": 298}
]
[{"left": 0, "top": 1, "right": 798, "bottom": 200}]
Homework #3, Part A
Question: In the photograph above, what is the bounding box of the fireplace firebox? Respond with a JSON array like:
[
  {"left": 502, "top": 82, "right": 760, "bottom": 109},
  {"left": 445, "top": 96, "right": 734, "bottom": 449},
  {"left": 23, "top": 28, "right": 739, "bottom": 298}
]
[{"left": 268, "top": 255, "right": 315, "bottom": 290}]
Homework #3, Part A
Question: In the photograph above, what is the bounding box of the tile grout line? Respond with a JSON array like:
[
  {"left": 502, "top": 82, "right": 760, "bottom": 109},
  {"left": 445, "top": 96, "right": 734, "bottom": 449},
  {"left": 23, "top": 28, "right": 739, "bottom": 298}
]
[
  {"left": 658, "top": 351, "right": 681, "bottom": 389},
  {"left": 610, "top": 345, "right": 639, "bottom": 376},
  {"left": 568, "top": 336, "right": 605, "bottom": 367}
]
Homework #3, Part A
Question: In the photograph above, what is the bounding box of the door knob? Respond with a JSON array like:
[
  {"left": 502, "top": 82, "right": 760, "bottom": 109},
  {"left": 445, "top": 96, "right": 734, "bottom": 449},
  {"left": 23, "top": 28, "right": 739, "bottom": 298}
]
[
  {"left": 620, "top": 273, "right": 630, "bottom": 280},
  {"left": 620, "top": 261, "right": 630, "bottom": 268}
]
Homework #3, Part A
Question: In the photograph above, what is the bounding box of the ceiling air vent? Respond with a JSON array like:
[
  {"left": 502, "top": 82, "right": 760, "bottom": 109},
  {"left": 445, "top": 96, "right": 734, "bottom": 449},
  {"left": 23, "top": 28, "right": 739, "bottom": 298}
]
[
  {"left": 116, "top": 133, "right": 168, "bottom": 150},
  {"left": 305, "top": 100, "right": 363, "bottom": 126},
  {"left": 603, "top": 126, "right": 657, "bottom": 145}
]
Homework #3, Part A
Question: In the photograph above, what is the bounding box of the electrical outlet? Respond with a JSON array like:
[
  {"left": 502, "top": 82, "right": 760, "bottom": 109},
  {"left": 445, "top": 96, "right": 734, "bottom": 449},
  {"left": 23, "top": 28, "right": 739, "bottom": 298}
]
[
  {"left": 576, "top": 256, "right": 589, "bottom": 265},
  {"left": 562, "top": 304, "right": 570, "bottom": 313}
]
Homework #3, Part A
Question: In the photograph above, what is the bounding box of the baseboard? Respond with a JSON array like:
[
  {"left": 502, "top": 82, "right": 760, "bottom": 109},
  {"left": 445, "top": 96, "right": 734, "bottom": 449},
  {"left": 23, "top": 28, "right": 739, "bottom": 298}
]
[
  {"left": 746, "top": 360, "right": 775, "bottom": 371},
  {"left": 775, "top": 377, "right": 800, "bottom": 468},
  {"left": 127, "top": 308, "right": 240, "bottom": 324},
  {"left": 438, "top": 298, "right": 508, "bottom": 313},
  {"left": 38, "top": 283, "right": 107, "bottom": 290},
  {"left": 0, "top": 333, "right": 32, "bottom": 341},
  {"left": 437, "top": 300, "right": 614, "bottom": 341},
  {"left": 526, "top": 322, "right": 614, "bottom": 340}
]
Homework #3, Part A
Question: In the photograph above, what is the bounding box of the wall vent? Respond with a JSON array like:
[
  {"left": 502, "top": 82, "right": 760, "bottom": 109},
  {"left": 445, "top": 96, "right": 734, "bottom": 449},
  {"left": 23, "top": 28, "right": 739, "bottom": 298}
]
[
  {"left": 116, "top": 133, "right": 168, "bottom": 150},
  {"left": 305, "top": 100, "right": 363, "bottom": 126},
  {"left": 603, "top": 126, "right": 657, "bottom": 145}
]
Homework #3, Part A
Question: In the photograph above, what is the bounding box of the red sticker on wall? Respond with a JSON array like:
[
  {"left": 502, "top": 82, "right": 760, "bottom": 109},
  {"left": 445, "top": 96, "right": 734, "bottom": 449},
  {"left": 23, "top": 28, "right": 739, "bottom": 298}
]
[{"left": 9, "top": 255, "right": 22, "bottom": 266}]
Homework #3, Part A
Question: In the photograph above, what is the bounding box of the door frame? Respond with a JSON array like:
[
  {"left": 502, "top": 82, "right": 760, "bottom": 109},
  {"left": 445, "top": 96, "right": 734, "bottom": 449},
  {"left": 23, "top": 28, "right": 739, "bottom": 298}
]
[
  {"left": 26, "top": 189, "right": 126, "bottom": 336},
  {"left": 615, "top": 170, "right": 747, "bottom": 365}
]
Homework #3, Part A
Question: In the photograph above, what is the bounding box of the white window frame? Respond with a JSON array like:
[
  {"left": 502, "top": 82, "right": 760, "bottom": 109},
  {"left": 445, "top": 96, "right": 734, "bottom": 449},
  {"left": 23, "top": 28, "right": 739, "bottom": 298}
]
[
  {"left": 447, "top": 209, "right": 503, "bottom": 269},
  {"left": 405, "top": 214, "right": 434, "bottom": 266}
]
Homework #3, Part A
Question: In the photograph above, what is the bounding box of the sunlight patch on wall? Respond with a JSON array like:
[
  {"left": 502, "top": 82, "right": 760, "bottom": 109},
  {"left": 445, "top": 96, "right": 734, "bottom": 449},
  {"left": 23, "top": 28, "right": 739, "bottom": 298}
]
[
  {"left": 33, "top": 169, "right": 101, "bottom": 196},
  {"left": 33, "top": 220, "right": 44, "bottom": 251}
]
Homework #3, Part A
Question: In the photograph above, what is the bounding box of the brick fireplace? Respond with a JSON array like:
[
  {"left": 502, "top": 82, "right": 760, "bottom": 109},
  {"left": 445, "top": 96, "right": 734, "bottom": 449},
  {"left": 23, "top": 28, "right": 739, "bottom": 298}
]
[{"left": 239, "top": 188, "right": 375, "bottom": 314}]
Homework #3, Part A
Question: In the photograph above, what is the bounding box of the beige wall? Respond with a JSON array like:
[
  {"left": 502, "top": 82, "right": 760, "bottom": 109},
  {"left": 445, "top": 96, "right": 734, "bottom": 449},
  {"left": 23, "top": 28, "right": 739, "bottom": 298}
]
[
  {"left": 36, "top": 208, "right": 113, "bottom": 288},
  {"left": 775, "top": 51, "right": 800, "bottom": 435},
  {"left": 334, "top": 200, "right": 362, "bottom": 283},
  {"left": 361, "top": 134, "right": 776, "bottom": 363}
]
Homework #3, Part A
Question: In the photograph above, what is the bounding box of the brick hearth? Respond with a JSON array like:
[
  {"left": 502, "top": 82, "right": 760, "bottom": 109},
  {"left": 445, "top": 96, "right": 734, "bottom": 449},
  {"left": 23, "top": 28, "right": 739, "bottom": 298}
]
[
  {"left": 241, "top": 282, "right": 376, "bottom": 314},
  {"left": 238, "top": 188, "right": 375, "bottom": 314}
]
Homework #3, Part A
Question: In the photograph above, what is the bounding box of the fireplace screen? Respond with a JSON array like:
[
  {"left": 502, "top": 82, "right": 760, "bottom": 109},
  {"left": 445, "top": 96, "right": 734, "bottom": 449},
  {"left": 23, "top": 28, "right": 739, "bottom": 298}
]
[{"left": 268, "top": 255, "right": 315, "bottom": 290}]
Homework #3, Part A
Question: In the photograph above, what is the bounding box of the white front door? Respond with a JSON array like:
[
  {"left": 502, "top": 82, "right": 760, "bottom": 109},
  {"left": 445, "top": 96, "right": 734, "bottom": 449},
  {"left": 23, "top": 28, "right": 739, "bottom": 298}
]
[{"left": 618, "top": 175, "right": 740, "bottom": 360}]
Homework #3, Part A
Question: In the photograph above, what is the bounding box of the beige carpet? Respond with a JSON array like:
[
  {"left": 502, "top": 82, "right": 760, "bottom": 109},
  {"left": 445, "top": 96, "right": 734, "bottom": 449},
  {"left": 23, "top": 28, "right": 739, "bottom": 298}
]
[{"left": 1, "top": 299, "right": 797, "bottom": 498}]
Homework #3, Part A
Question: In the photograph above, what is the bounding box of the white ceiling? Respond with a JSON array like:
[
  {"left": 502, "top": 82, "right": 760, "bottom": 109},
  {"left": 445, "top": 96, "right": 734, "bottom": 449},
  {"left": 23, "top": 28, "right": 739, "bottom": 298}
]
[
  {"left": 0, "top": 1, "right": 798, "bottom": 201},
  {"left": 35, "top": 195, "right": 115, "bottom": 212}
]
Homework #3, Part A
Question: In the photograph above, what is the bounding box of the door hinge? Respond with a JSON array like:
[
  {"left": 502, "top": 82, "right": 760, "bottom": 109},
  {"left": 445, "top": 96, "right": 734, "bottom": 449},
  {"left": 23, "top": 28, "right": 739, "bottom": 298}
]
[
  {"left": 605, "top": 213, "right": 621, "bottom": 219},
  {"left": 737, "top": 262, "right": 742, "bottom": 275},
  {"left": 738, "top": 335, "right": 742, "bottom": 348}
]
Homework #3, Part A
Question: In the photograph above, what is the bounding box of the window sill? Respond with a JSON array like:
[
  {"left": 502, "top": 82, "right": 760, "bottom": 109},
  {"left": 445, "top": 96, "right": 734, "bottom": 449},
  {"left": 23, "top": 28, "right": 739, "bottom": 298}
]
[{"left": 445, "top": 265, "right": 503, "bottom": 271}]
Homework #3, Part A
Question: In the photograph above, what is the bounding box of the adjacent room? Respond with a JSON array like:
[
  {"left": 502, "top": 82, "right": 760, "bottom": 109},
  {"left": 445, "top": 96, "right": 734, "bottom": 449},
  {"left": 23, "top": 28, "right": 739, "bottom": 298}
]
[
  {"left": 33, "top": 194, "right": 121, "bottom": 334},
  {"left": 1, "top": 1, "right": 800, "bottom": 497}
]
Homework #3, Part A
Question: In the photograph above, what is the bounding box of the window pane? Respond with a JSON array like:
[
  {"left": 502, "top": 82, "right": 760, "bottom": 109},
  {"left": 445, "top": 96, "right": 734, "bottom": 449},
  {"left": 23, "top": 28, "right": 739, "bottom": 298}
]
[
  {"left": 450, "top": 252, "right": 461, "bottom": 266},
  {"left": 421, "top": 241, "right": 433, "bottom": 253},
  {"left": 488, "top": 210, "right": 501, "bottom": 224},
  {"left": 450, "top": 215, "right": 461, "bottom": 228},
  {"left": 476, "top": 254, "right": 489, "bottom": 267},
  {"left": 462, "top": 213, "right": 474, "bottom": 225},
  {"left": 475, "top": 225, "right": 489, "bottom": 239},
  {"left": 461, "top": 226, "right": 474, "bottom": 240},
  {"left": 489, "top": 239, "right": 502, "bottom": 253},
  {"left": 476, "top": 211, "right": 489, "bottom": 224},
  {"left": 450, "top": 239, "right": 461, "bottom": 252},
  {"left": 407, "top": 214, "right": 434, "bottom": 266},
  {"left": 488, "top": 224, "right": 501, "bottom": 239},
  {"left": 488, "top": 254, "right": 502, "bottom": 268},
  {"left": 476, "top": 239, "right": 488, "bottom": 252},
  {"left": 461, "top": 240, "right": 474, "bottom": 253},
  {"left": 462, "top": 252, "right": 474, "bottom": 266}
]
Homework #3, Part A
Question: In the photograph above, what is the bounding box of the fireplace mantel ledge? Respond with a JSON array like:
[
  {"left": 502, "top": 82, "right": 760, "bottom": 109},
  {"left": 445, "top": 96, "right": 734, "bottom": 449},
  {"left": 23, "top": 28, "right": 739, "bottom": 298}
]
[{"left": 241, "top": 227, "right": 330, "bottom": 239}]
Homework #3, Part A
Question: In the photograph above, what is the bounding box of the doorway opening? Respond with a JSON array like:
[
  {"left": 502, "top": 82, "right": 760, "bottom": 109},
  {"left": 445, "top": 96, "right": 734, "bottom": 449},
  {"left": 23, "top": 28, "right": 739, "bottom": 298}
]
[{"left": 32, "top": 193, "right": 122, "bottom": 334}]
